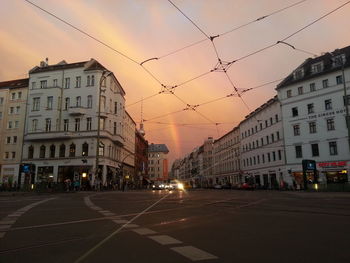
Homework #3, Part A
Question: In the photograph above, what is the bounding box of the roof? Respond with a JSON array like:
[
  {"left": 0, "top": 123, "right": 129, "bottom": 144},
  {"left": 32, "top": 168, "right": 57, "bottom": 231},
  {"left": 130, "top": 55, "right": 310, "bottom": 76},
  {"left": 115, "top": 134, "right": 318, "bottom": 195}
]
[
  {"left": 0, "top": 78, "right": 29, "bottom": 89},
  {"left": 240, "top": 95, "right": 278, "bottom": 124},
  {"left": 148, "top": 143, "right": 169, "bottom": 153},
  {"left": 29, "top": 59, "right": 107, "bottom": 74},
  {"left": 277, "top": 45, "right": 350, "bottom": 89},
  {"left": 214, "top": 126, "right": 239, "bottom": 143}
]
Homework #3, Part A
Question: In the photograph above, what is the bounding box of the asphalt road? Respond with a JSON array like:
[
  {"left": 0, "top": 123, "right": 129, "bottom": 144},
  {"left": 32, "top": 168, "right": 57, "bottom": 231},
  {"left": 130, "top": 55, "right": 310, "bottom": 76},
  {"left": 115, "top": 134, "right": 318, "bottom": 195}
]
[{"left": 0, "top": 189, "right": 349, "bottom": 263}]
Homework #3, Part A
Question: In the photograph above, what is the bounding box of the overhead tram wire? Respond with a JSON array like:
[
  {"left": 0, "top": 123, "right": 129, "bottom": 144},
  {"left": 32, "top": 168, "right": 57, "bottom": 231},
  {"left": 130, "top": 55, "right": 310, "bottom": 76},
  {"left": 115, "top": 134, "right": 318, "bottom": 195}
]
[{"left": 152, "top": 0, "right": 309, "bottom": 61}]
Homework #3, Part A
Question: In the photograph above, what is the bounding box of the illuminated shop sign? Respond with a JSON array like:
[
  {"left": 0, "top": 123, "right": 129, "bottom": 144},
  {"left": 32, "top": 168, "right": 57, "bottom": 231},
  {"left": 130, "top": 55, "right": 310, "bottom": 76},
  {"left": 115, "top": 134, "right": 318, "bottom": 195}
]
[{"left": 318, "top": 161, "right": 347, "bottom": 167}]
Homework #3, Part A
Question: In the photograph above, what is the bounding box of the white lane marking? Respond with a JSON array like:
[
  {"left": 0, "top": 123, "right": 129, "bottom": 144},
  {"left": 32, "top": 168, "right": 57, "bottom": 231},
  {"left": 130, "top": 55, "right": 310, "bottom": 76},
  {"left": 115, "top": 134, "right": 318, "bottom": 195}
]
[
  {"left": 149, "top": 235, "right": 182, "bottom": 245},
  {"left": 99, "top": 210, "right": 110, "bottom": 213},
  {"left": 132, "top": 228, "right": 157, "bottom": 235},
  {"left": 0, "top": 220, "right": 16, "bottom": 225},
  {"left": 101, "top": 212, "right": 115, "bottom": 217},
  {"left": 121, "top": 224, "right": 139, "bottom": 229},
  {"left": 0, "top": 197, "right": 55, "bottom": 239},
  {"left": 171, "top": 246, "right": 218, "bottom": 261},
  {"left": 0, "top": 225, "right": 11, "bottom": 230},
  {"left": 76, "top": 193, "right": 170, "bottom": 263}
]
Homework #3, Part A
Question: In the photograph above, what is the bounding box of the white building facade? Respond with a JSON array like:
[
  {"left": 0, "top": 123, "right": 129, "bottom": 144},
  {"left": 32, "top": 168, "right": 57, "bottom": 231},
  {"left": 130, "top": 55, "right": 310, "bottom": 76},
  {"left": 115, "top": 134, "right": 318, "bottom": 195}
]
[
  {"left": 240, "top": 96, "right": 288, "bottom": 188},
  {"left": 213, "top": 127, "right": 241, "bottom": 187},
  {"left": 277, "top": 46, "right": 350, "bottom": 188},
  {"left": 23, "top": 59, "right": 126, "bottom": 188}
]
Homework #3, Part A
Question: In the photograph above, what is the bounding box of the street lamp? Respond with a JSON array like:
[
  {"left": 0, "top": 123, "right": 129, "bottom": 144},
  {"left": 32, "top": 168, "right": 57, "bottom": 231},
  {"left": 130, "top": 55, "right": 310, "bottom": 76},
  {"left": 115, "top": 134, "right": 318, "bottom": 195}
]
[
  {"left": 95, "top": 70, "right": 112, "bottom": 185},
  {"left": 119, "top": 152, "right": 135, "bottom": 191}
]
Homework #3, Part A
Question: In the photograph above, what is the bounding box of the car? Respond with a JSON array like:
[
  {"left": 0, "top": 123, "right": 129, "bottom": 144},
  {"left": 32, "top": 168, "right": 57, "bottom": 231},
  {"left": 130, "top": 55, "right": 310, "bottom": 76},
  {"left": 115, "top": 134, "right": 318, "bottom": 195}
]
[
  {"left": 213, "top": 184, "right": 222, "bottom": 189},
  {"left": 241, "top": 182, "right": 255, "bottom": 190},
  {"left": 168, "top": 181, "right": 185, "bottom": 190},
  {"left": 152, "top": 184, "right": 165, "bottom": 190}
]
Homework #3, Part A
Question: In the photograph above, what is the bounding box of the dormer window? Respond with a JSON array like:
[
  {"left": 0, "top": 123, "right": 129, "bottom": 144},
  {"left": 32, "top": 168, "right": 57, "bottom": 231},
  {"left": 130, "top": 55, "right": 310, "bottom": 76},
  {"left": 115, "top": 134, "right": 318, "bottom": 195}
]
[
  {"left": 293, "top": 68, "right": 304, "bottom": 80},
  {"left": 311, "top": 62, "right": 324, "bottom": 74},
  {"left": 332, "top": 54, "right": 346, "bottom": 67}
]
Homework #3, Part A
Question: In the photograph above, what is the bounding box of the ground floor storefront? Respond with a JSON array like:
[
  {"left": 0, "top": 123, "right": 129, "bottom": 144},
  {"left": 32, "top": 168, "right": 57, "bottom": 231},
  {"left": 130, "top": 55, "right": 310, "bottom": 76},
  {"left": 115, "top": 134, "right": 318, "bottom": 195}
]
[{"left": 242, "top": 166, "right": 290, "bottom": 189}]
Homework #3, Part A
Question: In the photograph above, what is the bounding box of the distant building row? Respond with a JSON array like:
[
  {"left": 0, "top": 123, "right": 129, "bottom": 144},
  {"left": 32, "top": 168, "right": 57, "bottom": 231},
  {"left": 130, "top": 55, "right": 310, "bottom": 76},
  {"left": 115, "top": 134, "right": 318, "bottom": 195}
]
[{"left": 171, "top": 45, "right": 350, "bottom": 189}]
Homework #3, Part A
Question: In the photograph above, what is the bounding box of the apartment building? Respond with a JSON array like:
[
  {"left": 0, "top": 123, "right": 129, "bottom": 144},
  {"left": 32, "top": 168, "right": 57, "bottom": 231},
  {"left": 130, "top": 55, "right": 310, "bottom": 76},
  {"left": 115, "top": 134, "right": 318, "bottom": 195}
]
[
  {"left": 213, "top": 127, "right": 241, "bottom": 186},
  {"left": 240, "top": 96, "right": 287, "bottom": 188},
  {"left": 277, "top": 46, "right": 350, "bottom": 187},
  {"left": 0, "top": 79, "right": 28, "bottom": 188},
  {"left": 148, "top": 143, "right": 169, "bottom": 182},
  {"left": 22, "top": 59, "right": 126, "bottom": 187}
]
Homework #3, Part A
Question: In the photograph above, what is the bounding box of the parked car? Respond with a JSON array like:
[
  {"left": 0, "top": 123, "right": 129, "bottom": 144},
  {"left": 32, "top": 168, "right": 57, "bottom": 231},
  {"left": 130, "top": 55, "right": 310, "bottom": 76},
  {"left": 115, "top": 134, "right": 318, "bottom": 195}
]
[
  {"left": 213, "top": 184, "right": 222, "bottom": 189},
  {"left": 241, "top": 182, "right": 255, "bottom": 190}
]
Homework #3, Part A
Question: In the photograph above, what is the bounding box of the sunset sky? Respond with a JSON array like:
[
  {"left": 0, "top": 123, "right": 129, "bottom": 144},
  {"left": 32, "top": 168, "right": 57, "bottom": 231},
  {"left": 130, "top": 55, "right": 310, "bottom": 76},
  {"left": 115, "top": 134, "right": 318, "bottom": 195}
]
[{"left": 1, "top": 0, "right": 350, "bottom": 164}]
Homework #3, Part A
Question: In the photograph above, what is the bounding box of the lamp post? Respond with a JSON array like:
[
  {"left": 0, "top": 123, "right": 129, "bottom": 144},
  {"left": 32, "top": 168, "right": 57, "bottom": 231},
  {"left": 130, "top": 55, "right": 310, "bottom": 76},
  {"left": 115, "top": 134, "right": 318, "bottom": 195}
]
[
  {"left": 95, "top": 70, "right": 112, "bottom": 186},
  {"left": 119, "top": 152, "right": 134, "bottom": 191}
]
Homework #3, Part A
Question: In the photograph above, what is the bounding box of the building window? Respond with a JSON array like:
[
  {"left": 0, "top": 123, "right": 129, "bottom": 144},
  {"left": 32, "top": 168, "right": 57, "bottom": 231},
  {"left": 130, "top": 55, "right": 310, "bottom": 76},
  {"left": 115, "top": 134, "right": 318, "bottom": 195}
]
[
  {"left": 311, "top": 62, "right": 323, "bottom": 74},
  {"left": 325, "top": 99, "right": 332, "bottom": 110},
  {"left": 16, "top": 106, "right": 20, "bottom": 114},
  {"left": 309, "top": 122, "right": 317, "bottom": 134},
  {"left": 262, "top": 154, "right": 265, "bottom": 163},
  {"left": 75, "top": 118, "right": 80, "bottom": 131},
  {"left": 76, "top": 76, "right": 81, "bottom": 88},
  {"left": 332, "top": 54, "right": 346, "bottom": 67},
  {"left": 32, "top": 119, "right": 38, "bottom": 131},
  {"left": 8, "top": 121, "right": 13, "bottom": 129},
  {"left": 69, "top": 143, "right": 76, "bottom": 157},
  {"left": 86, "top": 117, "right": 92, "bottom": 131},
  {"left": 287, "top": 90, "right": 292, "bottom": 98},
  {"left": 113, "top": 122, "right": 117, "bottom": 134},
  {"left": 50, "top": 144, "right": 55, "bottom": 158},
  {"left": 271, "top": 134, "right": 274, "bottom": 142},
  {"left": 59, "top": 144, "right": 66, "bottom": 157},
  {"left": 45, "top": 118, "right": 51, "bottom": 132},
  {"left": 98, "top": 142, "right": 104, "bottom": 156},
  {"left": 6, "top": 137, "right": 11, "bottom": 144},
  {"left": 270, "top": 117, "right": 273, "bottom": 125},
  {"left": 11, "top": 152, "right": 16, "bottom": 159},
  {"left": 293, "top": 68, "right": 304, "bottom": 79},
  {"left": 311, "top": 144, "right": 319, "bottom": 157},
  {"left": 278, "top": 150, "right": 282, "bottom": 160},
  {"left": 267, "top": 153, "right": 271, "bottom": 162},
  {"left": 322, "top": 79, "right": 328, "bottom": 88},
  {"left": 275, "top": 114, "right": 279, "bottom": 122},
  {"left": 53, "top": 79, "right": 58, "bottom": 87},
  {"left": 292, "top": 107, "right": 298, "bottom": 117},
  {"left": 261, "top": 138, "right": 264, "bottom": 146},
  {"left": 82, "top": 142, "right": 89, "bottom": 156},
  {"left": 327, "top": 118, "right": 335, "bottom": 131},
  {"left": 310, "top": 83, "right": 316, "bottom": 92},
  {"left": 31, "top": 82, "right": 36, "bottom": 89},
  {"left": 47, "top": 96, "right": 53, "bottom": 110},
  {"left": 65, "top": 78, "right": 70, "bottom": 89},
  {"left": 64, "top": 119, "right": 69, "bottom": 131},
  {"left": 76, "top": 96, "right": 81, "bottom": 107},
  {"left": 298, "top": 86, "right": 303, "bottom": 95},
  {"left": 18, "top": 92, "right": 22, "bottom": 99},
  {"left": 336, "top": 75, "right": 343, "bottom": 85},
  {"left": 260, "top": 123, "right": 263, "bottom": 130},
  {"left": 28, "top": 146, "right": 34, "bottom": 159},
  {"left": 265, "top": 120, "right": 268, "bottom": 128},
  {"left": 33, "top": 97, "right": 40, "bottom": 111},
  {"left": 293, "top": 124, "right": 300, "bottom": 136},
  {"left": 87, "top": 95, "right": 92, "bottom": 108},
  {"left": 272, "top": 151, "right": 276, "bottom": 161},
  {"left": 65, "top": 97, "right": 70, "bottom": 110},
  {"left": 276, "top": 131, "right": 280, "bottom": 140},
  {"left": 329, "top": 141, "right": 338, "bottom": 155},
  {"left": 15, "top": 121, "right": 19, "bottom": 128},
  {"left": 307, "top": 103, "right": 314, "bottom": 114},
  {"left": 13, "top": 136, "right": 17, "bottom": 144},
  {"left": 266, "top": 135, "right": 269, "bottom": 144},
  {"left": 91, "top": 75, "right": 95, "bottom": 86},
  {"left": 39, "top": 145, "right": 46, "bottom": 158},
  {"left": 295, "top": 145, "right": 302, "bottom": 158},
  {"left": 40, "top": 80, "right": 47, "bottom": 89}
]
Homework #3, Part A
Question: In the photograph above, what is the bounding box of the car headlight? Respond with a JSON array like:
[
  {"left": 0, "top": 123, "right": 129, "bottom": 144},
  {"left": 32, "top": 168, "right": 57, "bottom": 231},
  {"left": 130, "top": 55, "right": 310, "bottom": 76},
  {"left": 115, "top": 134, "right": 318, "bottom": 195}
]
[{"left": 178, "top": 183, "right": 184, "bottom": 190}]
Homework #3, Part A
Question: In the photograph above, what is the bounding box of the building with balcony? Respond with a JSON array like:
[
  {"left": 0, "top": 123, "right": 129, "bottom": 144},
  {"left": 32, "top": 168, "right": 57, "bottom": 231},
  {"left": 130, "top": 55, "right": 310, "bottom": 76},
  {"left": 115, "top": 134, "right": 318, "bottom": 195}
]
[
  {"left": 22, "top": 58, "right": 126, "bottom": 187},
  {"left": 0, "top": 78, "right": 29, "bottom": 188},
  {"left": 276, "top": 45, "right": 350, "bottom": 188}
]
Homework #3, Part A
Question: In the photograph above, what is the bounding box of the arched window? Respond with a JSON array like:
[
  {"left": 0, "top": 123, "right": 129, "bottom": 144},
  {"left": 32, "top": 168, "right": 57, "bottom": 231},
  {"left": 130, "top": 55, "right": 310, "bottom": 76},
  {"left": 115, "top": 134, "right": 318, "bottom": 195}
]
[
  {"left": 59, "top": 144, "right": 66, "bottom": 157},
  {"left": 98, "top": 142, "right": 104, "bottom": 156},
  {"left": 28, "top": 145, "right": 34, "bottom": 159},
  {"left": 82, "top": 142, "right": 89, "bottom": 156},
  {"left": 87, "top": 95, "right": 92, "bottom": 108},
  {"left": 39, "top": 145, "right": 46, "bottom": 158},
  {"left": 69, "top": 143, "right": 76, "bottom": 157},
  {"left": 50, "top": 144, "right": 55, "bottom": 158}
]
